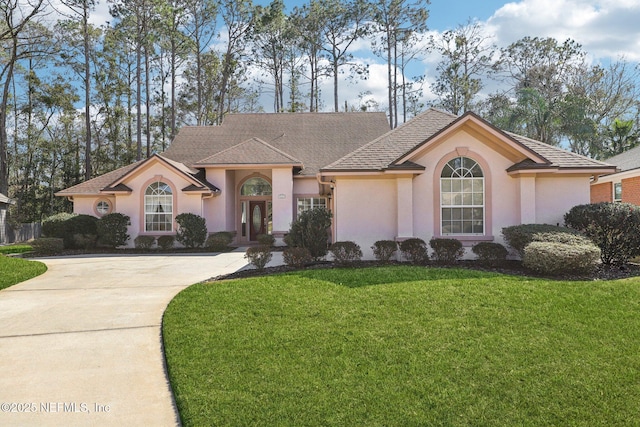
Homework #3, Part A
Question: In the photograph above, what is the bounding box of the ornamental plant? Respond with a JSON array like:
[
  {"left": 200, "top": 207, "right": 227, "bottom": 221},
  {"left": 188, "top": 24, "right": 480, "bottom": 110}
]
[
  {"left": 245, "top": 246, "right": 272, "bottom": 270},
  {"left": 564, "top": 202, "right": 640, "bottom": 265},
  {"left": 284, "top": 208, "right": 332, "bottom": 260},
  {"left": 523, "top": 241, "right": 600, "bottom": 275},
  {"left": 430, "top": 238, "right": 464, "bottom": 263},
  {"left": 502, "top": 224, "right": 582, "bottom": 258},
  {"left": 175, "top": 213, "right": 207, "bottom": 248},
  {"left": 471, "top": 242, "right": 508, "bottom": 264},
  {"left": 372, "top": 240, "right": 398, "bottom": 263},
  {"left": 399, "top": 238, "right": 429, "bottom": 264},
  {"left": 283, "top": 247, "right": 313, "bottom": 268},
  {"left": 329, "top": 241, "right": 362, "bottom": 265},
  {"left": 97, "top": 213, "right": 131, "bottom": 248}
]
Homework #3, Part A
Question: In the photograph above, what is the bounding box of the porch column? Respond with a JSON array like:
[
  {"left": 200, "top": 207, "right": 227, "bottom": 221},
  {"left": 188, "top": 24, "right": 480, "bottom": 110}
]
[
  {"left": 397, "top": 177, "right": 414, "bottom": 238},
  {"left": 272, "top": 168, "right": 293, "bottom": 243},
  {"left": 519, "top": 175, "right": 536, "bottom": 224}
]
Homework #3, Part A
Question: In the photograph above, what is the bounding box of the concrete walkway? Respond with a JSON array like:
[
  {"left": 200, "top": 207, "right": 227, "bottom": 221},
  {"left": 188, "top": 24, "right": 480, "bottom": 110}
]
[{"left": 0, "top": 250, "right": 262, "bottom": 426}]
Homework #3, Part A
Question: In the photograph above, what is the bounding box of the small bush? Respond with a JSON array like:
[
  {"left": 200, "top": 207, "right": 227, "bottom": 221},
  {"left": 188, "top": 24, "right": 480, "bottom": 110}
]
[
  {"left": 257, "top": 233, "right": 276, "bottom": 246},
  {"left": 97, "top": 213, "right": 130, "bottom": 248},
  {"left": 564, "top": 202, "right": 640, "bottom": 265},
  {"left": 30, "top": 238, "right": 64, "bottom": 255},
  {"left": 245, "top": 246, "right": 272, "bottom": 270},
  {"left": 531, "top": 232, "right": 593, "bottom": 246},
  {"left": 399, "top": 238, "right": 429, "bottom": 264},
  {"left": 42, "top": 214, "right": 97, "bottom": 249},
  {"left": 523, "top": 241, "right": 601, "bottom": 275},
  {"left": 283, "top": 247, "right": 313, "bottom": 268},
  {"left": 135, "top": 235, "right": 156, "bottom": 249},
  {"left": 42, "top": 212, "right": 76, "bottom": 238},
  {"left": 175, "top": 213, "right": 207, "bottom": 248},
  {"left": 472, "top": 242, "right": 508, "bottom": 264},
  {"left": 329, "top": 241, "right": 362, "bottom": 265},
  {"left": 284, "top": 208, "right": 332, "bottom": 260},
  {"left": 73, "top": 233, "right": 97, "bottom": 250},
  {"left": 502, "top": 224, "right": 581, "bottom": 257},
  {"left": 206, "top": 232, "right": 234, "bottom": 252},
  {"left": 430, "top": 238, "right": 464, "bottom": 263},
  {"left": 157, "top": 235, "right": 175, "bottom": 250},
  {"left": 372, "top": 240, "right": 398, "bottom": 262}
]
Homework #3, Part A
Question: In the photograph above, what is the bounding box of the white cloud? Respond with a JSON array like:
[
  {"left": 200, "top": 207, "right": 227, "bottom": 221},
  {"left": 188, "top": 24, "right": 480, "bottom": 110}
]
[{"left": 487, "top": 0, "right": 640, "bottom": 61}]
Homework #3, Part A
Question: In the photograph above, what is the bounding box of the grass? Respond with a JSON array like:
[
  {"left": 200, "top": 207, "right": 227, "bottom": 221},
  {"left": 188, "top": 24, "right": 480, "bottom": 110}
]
[
  {"left": 0, "top": 244, "right": 32, "bottom": 255},
  {"left": 0, "top": 255, "right": 47, "bottom": 290},
  {"left": 163, "top": 266, "right": 640, "bottom": 426}
]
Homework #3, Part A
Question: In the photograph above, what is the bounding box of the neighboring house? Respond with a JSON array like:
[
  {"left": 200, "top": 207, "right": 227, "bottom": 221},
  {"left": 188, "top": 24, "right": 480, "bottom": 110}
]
[
  {"left": 590, "top": 145, "right": 640, "bottom": 205},
  {"left": 0, "top": 193, "right": 13, "bottom": 244},
  {"left": 56, "top": 109, "right": 615, "bottom": 257}
]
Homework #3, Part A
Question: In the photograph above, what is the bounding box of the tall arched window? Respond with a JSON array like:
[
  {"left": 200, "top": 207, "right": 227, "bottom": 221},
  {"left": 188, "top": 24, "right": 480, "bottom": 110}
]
[
  {"left": 440, "top": 157, "right": 484, "bottom": 235},
  {"left": 145, "top": 181, "right": 173, "bottom": 231}
]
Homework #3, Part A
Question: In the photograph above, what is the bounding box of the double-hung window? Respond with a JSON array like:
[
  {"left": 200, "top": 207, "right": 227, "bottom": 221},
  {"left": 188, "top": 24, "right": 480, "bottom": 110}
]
[{"left": 440, "top": 157, "right": 484, "bottom": 235}]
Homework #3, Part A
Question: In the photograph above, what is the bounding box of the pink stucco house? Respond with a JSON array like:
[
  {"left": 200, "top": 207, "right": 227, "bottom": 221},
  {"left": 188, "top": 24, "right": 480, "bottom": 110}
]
[{"left": 56, "top": 109, "right": 615, "bottom": 257}]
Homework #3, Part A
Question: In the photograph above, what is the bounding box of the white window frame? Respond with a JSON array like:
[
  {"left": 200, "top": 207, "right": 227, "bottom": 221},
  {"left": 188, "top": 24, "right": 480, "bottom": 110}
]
[
  {"left": 296, "top": 197, "right": 327, "bottom": 218},
  {"left": 144, "top": 181, "right": 173, "bottom": 232},
  {"left": 440, "top": 157, "right": 485, "bottom": 236}
]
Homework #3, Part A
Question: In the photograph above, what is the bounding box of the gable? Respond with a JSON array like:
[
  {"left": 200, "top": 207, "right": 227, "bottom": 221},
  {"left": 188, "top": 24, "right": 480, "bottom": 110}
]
[{"left": 196, "top": 137, "right": 303, "bottom": 167}]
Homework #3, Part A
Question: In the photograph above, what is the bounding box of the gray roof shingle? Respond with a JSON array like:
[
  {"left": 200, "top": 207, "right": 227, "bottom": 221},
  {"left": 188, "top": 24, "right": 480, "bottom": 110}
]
[{"left": 602, "top": 145, "right": 640, "bottom": 172}]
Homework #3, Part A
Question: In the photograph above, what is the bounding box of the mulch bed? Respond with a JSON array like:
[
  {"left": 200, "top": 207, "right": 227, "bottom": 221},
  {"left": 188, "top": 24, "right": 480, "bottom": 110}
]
[{"left": 210, "top": 259, "right": 640, "bottom": 282}]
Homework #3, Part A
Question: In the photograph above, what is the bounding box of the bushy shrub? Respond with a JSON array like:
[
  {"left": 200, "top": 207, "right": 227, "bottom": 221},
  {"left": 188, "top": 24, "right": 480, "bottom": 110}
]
[
  {"left": 329, "top": 241, "right": 362, "bottom": 265},
  {"left": 472, "top": 242, "right": 507, "bottom": 264},
  {"left": 43, "top": 214, "right": 97, "bottom": 249},
  {"left": 42, "top": 212, "right": 76, "bottom": 238},
  {"left": 502, "top": 224, "right": 581, "bottom": 257},
  {"left": 205, "top": 232, "right": 234, "bottom": 252},
  {"left": 523, "top": 241, "right": 601, "bottom": 275},
  {"left": 284, "top": 208, "right": 332, "bottom": 260},
  {"left": 257, "top": 233, "right": 276, "bottom": 246},
  {"left": 372, "top": 240, "right": 398, "bottom": 262},
  {"left": 430, "top": 238, "right": 464, "bottom": 263},
  {"left": 175, "top": 213, "right": 207, "bottom": 248},
  {"left": 245, "top": 246, "right": 272, "bottom": 270},
  {"left": 73, "top": 233, "right": 97, "bottom": 250},
  {"left": 564, "top": 202, "right": 640, "bottom": 265},
  {"left": 283, "top": 247, "right": 313, "bottom": 268},
  {"left": 134, "top": 235, "right": 156, "bottom": 249},
  {"left": 31, "top": 238, "right": 64, "bottom": 255},
  {"left": 97, "top": 213, "right": 130, "bottom": 248},
  {"left": 157, "top": 235, "right": 175, "bottom": 250},
  {"left": 531, "top": 232, "right": 593, "bottom": 246},
  {"left": 399, "top": 238, "right": 429, "bottom": 263}
]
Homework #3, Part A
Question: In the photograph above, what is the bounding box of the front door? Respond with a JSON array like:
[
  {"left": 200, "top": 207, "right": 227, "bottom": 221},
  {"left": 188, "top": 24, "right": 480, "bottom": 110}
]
[{"left": 249, "top": 201, "right": 266, "bottom": 241}]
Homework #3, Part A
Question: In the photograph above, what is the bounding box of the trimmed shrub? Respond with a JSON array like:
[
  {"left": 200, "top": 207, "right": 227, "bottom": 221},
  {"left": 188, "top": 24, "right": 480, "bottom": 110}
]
[
  {"left": 430, "top": 238, "right": 464, "bottom": 263},
  {"left": 42, "top": 212, "right": 76, "bottom": 238},
  {"left": 257, "top": 233, "right": 276, "bottom": 246},
  {"left": 564, "top": 202, "right": 640, "bottom": 265},
  {"left": 135, "top": 235, "right": 156, "bottom": 249},
  {"left": 523, "top": 241, "right": 601, "bottom": 275},
  {"left": 283, "top": 247, "right": 313, "bottom": 268},
  {"left": 284, "top": 208, "right": 332, "bottom": 260},
  {"left": 205, "top": 232, "right": 234, "bottom": 252},
  {"left": 97, "top": 213, "right": 130, "bottom": 248},
  {"left": 31, "top": 238, "right": 64, "bottom": 255},
  {"left": 73, "top": 233, "right": 97, "bottom": 250},
  {"left": 399, "top": 238, "right": 429, "bottom": 264},
  {"left": 329, "top": 241, "right": 362, "bottom": 265},
  {"left": 245, "top": 246, "right": 272, "bottom": 270},
  {"left": 372, "top": 240, "right": 398, "bottom": 262},
  {"left": 175, "top": 213, "right": 207, "bottom": 248},
  {"left": 531, "top": 232, "right": 593, "bottom": 246},
  {"left": 42, "top": 214, "right": 98, "bottom": 249},
  {"left": 472, "top": 242, "right": 508, "bottom": 264},
  {"left": 502, "top": 224, "right": 582, "bottom": 257},
  {"left": 157, "top": 235, "right": 175, "bottom": 250}
]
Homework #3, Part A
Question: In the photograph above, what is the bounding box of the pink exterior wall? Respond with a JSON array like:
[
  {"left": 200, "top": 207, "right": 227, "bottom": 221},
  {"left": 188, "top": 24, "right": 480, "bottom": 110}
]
[
  {"left": 334, "top": 178, "right": 397, "bottom": 259},
  {"left": 271, "top": 168, "right": 294, "bottom": 237},
  {"left": 536, "top": 176, "right": 590, "bottom": 226}
]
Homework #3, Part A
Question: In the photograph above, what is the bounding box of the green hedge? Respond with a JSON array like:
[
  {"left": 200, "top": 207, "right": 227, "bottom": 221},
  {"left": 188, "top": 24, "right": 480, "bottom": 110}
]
[
  {"left": 399, "top": 238, "right": 429, "bottom": 264},
  {"left": 523, "top": 241, "right": 601, "bottom": 275},
  {"left": 329, "top": 241, "right": 362, "bottom": 265},
  {"left": 430, "top": 238, "right": 464, "bottom": 263},
  {"left": 372, "top": 240, "right": 398, "bottom": 262},
  {"left": 502, "top": 224, "right": 582, "bottom": 257}
]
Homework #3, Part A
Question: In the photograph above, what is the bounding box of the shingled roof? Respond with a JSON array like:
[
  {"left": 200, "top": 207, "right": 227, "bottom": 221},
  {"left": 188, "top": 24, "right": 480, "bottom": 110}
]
[
  {"left": 322, "top": 109, "right": 614, "bottom": 173},
  {"left": 602, "top": 145, "right": 640, "bottom": 173},
  {"left": 196, "top": 137, "right": 303, "bottom": 167},
  {"left": 163, "top": 112, "right": 391, "bottom": 175}
]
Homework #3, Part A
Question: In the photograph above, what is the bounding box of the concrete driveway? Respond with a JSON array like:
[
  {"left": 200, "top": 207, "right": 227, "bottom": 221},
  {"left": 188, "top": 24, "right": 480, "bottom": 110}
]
[{"left": 0, "top": 250, "right": 254, "bottom": 426}]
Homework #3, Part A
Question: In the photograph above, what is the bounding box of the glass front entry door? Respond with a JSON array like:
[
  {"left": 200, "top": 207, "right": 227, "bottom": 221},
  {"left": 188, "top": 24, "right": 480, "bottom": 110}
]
[{"left": 249, "top": 200, "right": 266, "bottom": 241}]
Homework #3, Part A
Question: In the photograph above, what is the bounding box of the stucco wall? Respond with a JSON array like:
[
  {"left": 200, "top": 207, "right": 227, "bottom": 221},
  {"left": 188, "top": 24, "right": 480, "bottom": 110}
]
[
  {"left": 536, "top": 176, "right": 590, "bottom": 226},
  {"left": 335, "top": 178, "right": 397, "bottom": 258}
]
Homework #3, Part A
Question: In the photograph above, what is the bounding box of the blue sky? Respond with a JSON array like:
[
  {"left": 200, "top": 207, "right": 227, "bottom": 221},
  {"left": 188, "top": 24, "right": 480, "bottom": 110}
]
[{"left": 82, "top": 0, "right": 640, "bottom": 112}]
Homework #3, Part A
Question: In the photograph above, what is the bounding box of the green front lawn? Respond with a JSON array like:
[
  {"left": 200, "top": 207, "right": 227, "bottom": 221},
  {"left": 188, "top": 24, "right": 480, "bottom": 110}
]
[
  {"left": 0, "top": 244, "right": 32, "bottom": 255},
  {"left": 0, "top": 255, "right": 47, "bottom": 290},
  {"left": 163, "top": 266, "right": 640, "bottom": 426}
]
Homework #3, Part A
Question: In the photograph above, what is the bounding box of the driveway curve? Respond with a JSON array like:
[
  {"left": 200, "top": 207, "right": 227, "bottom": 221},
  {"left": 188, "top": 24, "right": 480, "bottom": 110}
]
[{"left": 0, "top": 251, "right": 251, "bottom": 426}]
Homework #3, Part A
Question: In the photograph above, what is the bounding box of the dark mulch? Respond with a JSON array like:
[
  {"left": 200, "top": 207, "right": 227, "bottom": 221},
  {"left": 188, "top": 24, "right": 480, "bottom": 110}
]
[{"left": 211, "top": 259, "right": 640, "bottom": 282}]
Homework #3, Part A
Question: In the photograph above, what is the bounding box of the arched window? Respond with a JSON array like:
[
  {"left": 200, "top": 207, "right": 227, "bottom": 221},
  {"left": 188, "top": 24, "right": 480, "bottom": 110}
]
[
  {"left": 145, "top": 181, "right": 173, "bottom": 232},
  {"left": 240, "top": 177, "right": 272, "bottom": 196},
  {"left": 440, "top": 157, "right": 484, "bottom": 235}
]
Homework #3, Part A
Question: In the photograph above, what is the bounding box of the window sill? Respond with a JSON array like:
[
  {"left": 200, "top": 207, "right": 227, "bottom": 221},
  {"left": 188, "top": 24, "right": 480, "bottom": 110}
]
[{"left": 435, "top": 235, "right": 494, "bottom": 246}]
